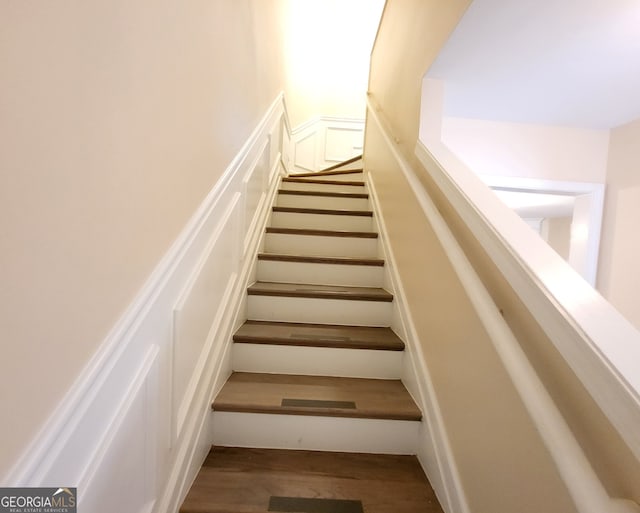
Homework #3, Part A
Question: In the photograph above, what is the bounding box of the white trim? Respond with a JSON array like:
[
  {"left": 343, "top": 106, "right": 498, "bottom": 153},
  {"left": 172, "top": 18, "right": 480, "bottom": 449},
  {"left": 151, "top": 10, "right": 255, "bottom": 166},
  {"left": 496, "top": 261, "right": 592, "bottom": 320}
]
[
  {"left": 157, "top": 117, "right": 286, "bottom": 513},
  {"left": 242, "top": 140, "right": 270, "bottom": 254},
  {"left": 417, "top": 79, "right": 640, "bottom": 466},
  {"left": 3, "top": 93, "right": 289, "bottom": 513},
  {"left": 171, "top": 193, "right": 240, "bottom": 441},
  {"left": 366, "top": 96, "right": 640, "bottom": 513},
  {"left": 414, "top": 139, "right": 640, "bottom": 464},
  {"left": 290, "top": 116, "right": 365, "bottom": 136},
  {"left": 288, "top": 116, "right": 365, "bottom": 173},
  {"left": 479, "top": 174, "right": 605, "bottom": 285},
  {"left": 367, "top": 177, "right": 470, "bottom": 513},
  {"left": 79, "top": 345, "right": 159, "bottom": 503}
]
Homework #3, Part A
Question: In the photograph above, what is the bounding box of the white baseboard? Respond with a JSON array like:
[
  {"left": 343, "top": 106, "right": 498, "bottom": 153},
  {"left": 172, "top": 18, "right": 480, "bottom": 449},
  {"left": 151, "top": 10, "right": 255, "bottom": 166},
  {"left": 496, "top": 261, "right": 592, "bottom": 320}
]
[{"left": 3, "top": 92, "right": 288, "bottom": 513}]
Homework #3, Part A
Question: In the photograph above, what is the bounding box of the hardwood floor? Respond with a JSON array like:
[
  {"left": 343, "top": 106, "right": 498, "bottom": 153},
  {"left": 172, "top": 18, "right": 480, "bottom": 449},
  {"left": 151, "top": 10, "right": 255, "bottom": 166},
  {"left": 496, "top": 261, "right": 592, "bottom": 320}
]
[
  {"left": 212, "top": 372, "right": 422, "bottom": 420},
  {"left": 282, "top": 177, "right": 366, "bottom": 186},
  {"left": 247, "top": 282, "right": 393, "bottom": 302},
  {"left": 256, "top": 254, "right": 385, "bottom": 267},
  {"left": 233, "top": 321, "right": 404, "bottom": 351},
  {"left": 265, "top": 227, "right": 378, "bottom": 238},
  {"left": 291, "top": 167, "right": 365, "bottom": 177},
  {"left": 180, "top": 446, "right": 444, "bottom": 513},
  {"left": 183, "top": 164, "right": 445, "bottom": 513},
  {"left": 277, "top": 189, "right": 369, "bottom": 199},
  {"left": 272, "top": 206, "right": 373, "bottom": 216}
]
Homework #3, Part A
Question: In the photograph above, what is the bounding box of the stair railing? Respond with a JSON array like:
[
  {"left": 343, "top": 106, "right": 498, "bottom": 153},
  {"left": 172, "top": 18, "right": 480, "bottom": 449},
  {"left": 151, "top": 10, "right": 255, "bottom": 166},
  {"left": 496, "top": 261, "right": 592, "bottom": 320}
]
[{"left": 366, "top": 94, "right": 640, "bottom": 513}]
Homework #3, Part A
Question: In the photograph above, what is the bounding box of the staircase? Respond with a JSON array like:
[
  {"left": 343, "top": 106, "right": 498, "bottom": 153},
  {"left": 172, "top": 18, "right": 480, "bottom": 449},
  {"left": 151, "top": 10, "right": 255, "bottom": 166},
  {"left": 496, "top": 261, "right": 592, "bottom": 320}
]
[{"left": 180, "top": 161, "right": 443, "bottom": 513}]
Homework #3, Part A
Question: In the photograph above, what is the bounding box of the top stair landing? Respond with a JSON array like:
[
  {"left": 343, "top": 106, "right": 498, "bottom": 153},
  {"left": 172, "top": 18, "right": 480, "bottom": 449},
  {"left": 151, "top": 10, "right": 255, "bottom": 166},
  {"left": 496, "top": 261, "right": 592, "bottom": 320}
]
[
  {"left": 288, "top": 156, "right": 365, "bottom": 180},
  {"left": 289, "top": 168, "right": 364, "bottom": 180}
]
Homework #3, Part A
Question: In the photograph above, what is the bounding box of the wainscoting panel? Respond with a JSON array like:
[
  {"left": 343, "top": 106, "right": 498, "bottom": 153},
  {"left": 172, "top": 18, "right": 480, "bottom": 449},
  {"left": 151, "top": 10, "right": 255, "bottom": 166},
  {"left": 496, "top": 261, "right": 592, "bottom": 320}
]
[
  {"left": 4, "top": 92, "right": 288, "bottom": 513},
  {"left": 325, "top": 126, "right": 364, "bottom": 163},
  {"left": 79, "top": 346, "right": 159, "bottom": 513},
  {"left": 172, "top": 194, "right": 241, "bottom": 440},
  {"left": 243, "top": 141, "right": 269, "bottom": 253},
  {"left": 288, "top": 117, "right": 364, "bottom": 173},
  {"left": 293, "top": 130, "right": 318, "bottom": 172}
]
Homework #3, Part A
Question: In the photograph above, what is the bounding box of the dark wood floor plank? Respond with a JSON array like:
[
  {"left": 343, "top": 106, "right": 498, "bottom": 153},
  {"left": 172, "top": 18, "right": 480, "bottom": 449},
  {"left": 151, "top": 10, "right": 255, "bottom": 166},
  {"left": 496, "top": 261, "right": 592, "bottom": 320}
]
[
  {"left": 290, "top": 168, "right": 364, "bottom": 177},
  {"left": 272, "top": 206, "right": 373, "bottom": 217},
  {"left": 212, "top": 372, "right": 422, "bottom": 421},
  {"left": 247, "top": 281, "right": 393, "bottom": 302},
  {"left": 318, "top": 155, "right": 363, "bottom": 171},
  {"left": 180, "top": 447, "right": 444, "bottom": 513},
  {"left": 266, "top": 227, "right": 378, "bottom": 238},
  {"left": 257, "top": 253, "right": 385, "bottom": 267},
  {"left": 278, "top": 189, "right": 369, "bottom": 199},
  {"left": 282, "top": 177, "right": 365, "bottom": 187},
  {"left": 233, "top": 321, "right": 404, "bottom": 351}
]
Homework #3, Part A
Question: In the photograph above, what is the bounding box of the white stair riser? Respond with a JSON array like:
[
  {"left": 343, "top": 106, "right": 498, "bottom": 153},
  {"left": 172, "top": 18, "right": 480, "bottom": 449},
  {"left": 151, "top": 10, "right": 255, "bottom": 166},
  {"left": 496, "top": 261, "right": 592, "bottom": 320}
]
[
  {"left": 247, "top": 295, "right": 392, "bottom": 326},
  {"left": 270, "top": 211, "right": 373, "bottom": 232},
  {"left": 276, "top": 194, "right": 370, "bottom": 210},
  {"left": 264, "top": 233, "right": 378, "bottom": 258},
  {"left": 281, "top": 181, "right": 365, "bottom": 193},
  {"left": 232, "top": 344, "right": 402, "bottom": 379},
  {"left": 211, "top": 412, "right": 419, "bottom": 454},
  {"left": 289, "top": 171, "right": 364, "bottom": 182},
  {"left": 257, "top": 260, "right": 384, "bottom": 287}
]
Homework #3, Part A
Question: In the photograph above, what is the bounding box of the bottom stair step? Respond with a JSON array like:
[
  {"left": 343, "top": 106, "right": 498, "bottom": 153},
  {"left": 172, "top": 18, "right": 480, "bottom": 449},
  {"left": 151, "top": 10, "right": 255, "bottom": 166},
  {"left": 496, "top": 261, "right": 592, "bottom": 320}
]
[
  {"left": 213, "top": 372, "right": 422, "bottom": 421},
  {"left": 180, "top": 446, "right": 444, "bottom": 513}
]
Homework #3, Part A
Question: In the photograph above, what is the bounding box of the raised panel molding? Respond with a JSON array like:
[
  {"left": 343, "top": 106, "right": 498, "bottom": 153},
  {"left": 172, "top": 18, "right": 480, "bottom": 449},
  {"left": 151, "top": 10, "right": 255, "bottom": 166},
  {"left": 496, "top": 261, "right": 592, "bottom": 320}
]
[
  {"left": 4, "top": 92, "right": 288, "bottom": 513},
  {"left": 288, "top": 117, "right": 364, "bottom": 173},
  {"left": 172, "top": 194, "right": 241, "bottom": 441},
  {"left": 325, "top": 126, "right": 363, "bottom": 162},
  {"left": 293, "top": 130, "right": 318, "bottom": 172}
]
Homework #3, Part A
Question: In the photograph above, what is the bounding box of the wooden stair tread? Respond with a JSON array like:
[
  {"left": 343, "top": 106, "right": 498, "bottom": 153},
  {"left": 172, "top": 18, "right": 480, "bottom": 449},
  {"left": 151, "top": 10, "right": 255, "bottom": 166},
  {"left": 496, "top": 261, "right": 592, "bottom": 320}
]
[
  {"left": 257, "top": 253, "right": 384, "bottom": 266},
  {"left": 266, "top": 227, "right": 378, "bottom": 238},
  {"left": 282, "top": 177, "right": 365, "bottom": 186},
  {"left": 213, "top": 372, "right": 422, "bottom": 421},
  {"left": 180, "top": 447, "right": 443, "bottom": 513},
  {"left": 290, "top": 168, "right": 364, "bottom": 178},
  {"left": 247, "top": 281, "right": 393, "bottom": 302},
  {"left": 278, "top": 189, "right": 368, "bottom": 199},
  {"left": 234, "top": 321, "right": 404, "bottom": 351},
  {"left": 273, "top": 206, "right": 373, "bottom": 216}
]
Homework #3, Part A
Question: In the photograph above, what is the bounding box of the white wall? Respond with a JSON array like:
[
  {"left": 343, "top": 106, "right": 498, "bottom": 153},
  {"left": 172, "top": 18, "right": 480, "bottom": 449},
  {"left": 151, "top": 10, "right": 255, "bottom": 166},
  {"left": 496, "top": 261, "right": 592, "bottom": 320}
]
[
  {"left": 282, "top": 0, "right": 384, "bottom": 171},
  {"left": 541, "top": 217, "right": 572, "bottom": 260},
  {"left": 0, "top": 0, "right": 288, "bottom": 505},
  {"left": 441, "top": 117, "right": 610, "bottom": 182},
  {"left": 282, "top": 0, "right": 385, "bottom": 128},
  {"left": 598, "top": 117, "right": 640, "bottom": 330},
  {"left": 421, "top": 80, "right": 607, "bottom": 285},
  {"left": 416, "top": 69, "right": 640, "bottom": 513}
]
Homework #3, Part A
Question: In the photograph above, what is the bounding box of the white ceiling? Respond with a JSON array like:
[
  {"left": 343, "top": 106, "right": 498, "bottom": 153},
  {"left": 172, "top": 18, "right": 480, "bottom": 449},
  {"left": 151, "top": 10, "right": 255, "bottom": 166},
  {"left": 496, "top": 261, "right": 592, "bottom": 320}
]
[{"left": 427, "top": 0, "right": 640, "bottom": 129}]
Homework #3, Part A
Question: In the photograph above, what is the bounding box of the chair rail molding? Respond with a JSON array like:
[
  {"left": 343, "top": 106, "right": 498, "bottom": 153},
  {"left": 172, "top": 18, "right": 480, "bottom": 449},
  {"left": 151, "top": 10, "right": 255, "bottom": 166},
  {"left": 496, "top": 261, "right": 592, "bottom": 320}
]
[{"left": 3, "top": 92, "right": 289, "bottom": 513}]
